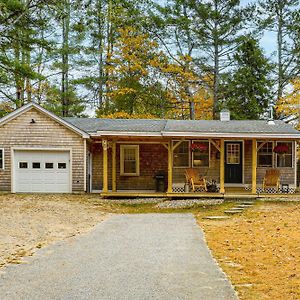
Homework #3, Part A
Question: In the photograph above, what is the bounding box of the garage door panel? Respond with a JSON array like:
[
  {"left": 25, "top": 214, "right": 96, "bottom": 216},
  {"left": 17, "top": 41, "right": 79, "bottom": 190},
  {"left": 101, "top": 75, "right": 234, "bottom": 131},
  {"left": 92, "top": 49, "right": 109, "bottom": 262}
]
[{"left": 14, "top": 150, "right": 71, "bottom": 193}]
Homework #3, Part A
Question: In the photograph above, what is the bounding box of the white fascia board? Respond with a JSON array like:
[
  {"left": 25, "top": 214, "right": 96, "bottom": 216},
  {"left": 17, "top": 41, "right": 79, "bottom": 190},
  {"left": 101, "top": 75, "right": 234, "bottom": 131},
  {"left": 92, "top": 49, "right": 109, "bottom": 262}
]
[
  {"left": 0, "top": 102, "right": 90, "bottom": 138},
  {"left": 161, "top": 131, "right": 300, "bottom": 139},
  {"left": 94, "top": 130, "right": 300, "bottom": 139},
  {"left": 33, "top": 103, "right": 90, "bottom": 138}
]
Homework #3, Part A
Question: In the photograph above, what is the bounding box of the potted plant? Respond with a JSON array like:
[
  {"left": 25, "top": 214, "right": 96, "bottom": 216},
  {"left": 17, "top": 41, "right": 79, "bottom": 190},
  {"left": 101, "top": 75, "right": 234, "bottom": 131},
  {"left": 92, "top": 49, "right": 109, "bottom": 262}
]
[
  {"left": 191, "top": 142, "right": 208, "bottom": 167},
  {"left": 273, "top": 144, "right": 289, "bottom": 155},
  {"left": 190, "top": 142, "right": 208, "bottom": 152},
  {"left": 273, "top": 144, "right": 289, "bottom": 167}
]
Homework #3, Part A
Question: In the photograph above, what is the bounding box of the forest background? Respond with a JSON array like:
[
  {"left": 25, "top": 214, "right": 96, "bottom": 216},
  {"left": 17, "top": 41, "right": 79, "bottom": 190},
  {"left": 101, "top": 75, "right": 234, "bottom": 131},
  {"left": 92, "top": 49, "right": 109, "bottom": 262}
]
[{"left": 0, "top": 0, "right": 299, "bottom": 128}]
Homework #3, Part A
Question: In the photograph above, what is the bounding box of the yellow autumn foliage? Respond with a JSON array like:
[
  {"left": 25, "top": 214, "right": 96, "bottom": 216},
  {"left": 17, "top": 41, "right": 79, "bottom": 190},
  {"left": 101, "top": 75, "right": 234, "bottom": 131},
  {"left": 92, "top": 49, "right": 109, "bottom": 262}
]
[
  {"left": 276, "top": 78, "right": 300, "bottom": 130},
  {"left": 98, "top": 111, "right": 156, "bottom": 119},
  {"left": 0, "top": 100, "right": 14, "bottom": 117}
]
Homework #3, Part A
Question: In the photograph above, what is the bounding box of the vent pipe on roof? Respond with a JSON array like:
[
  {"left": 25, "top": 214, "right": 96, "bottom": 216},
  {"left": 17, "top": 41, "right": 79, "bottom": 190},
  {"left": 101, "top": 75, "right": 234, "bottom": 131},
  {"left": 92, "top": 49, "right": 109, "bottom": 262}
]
[{"left": 220, "top": 109, "right": 230, "bottom": 121}]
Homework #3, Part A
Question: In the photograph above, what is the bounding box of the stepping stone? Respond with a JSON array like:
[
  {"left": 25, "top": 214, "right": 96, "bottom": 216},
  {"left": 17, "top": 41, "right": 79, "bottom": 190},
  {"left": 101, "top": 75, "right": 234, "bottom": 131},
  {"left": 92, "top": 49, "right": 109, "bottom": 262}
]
[
  {"left": 202, "top": 216, "right": 230, "bottom": 220},
  {"left": 237, "top": 204, "right": 253, "bottom": 208},
  {"left": 230, "top": 207, "right": 244, "bottom": 211},
  {"left": 224, "top": 210, "right": 243, "bottom": 214}
]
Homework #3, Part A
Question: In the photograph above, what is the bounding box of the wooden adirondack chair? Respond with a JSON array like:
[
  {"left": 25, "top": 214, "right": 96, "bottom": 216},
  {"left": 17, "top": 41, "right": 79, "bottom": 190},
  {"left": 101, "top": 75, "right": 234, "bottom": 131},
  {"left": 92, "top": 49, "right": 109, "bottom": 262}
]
[
  {"left": 263, "top": 169, "right": 280, "bottom": 191},
  {"left": 185, "top": 168, "right": 207, "bottom": 192}
]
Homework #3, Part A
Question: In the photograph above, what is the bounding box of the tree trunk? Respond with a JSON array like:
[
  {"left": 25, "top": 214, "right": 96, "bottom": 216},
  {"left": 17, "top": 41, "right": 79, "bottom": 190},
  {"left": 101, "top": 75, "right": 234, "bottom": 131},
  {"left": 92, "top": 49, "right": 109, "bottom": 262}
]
[
  {"left": 97, "top": 0, "right": 104, "bottom": 109},
  {"left": 61, "top": 0, "right": 70, "bottom": 117},
  {"left": 212, "top": 0, "right": 220, "bottom": 119},
  {"left": 277, "top": 4, "right": 283, "bottom": 104}
]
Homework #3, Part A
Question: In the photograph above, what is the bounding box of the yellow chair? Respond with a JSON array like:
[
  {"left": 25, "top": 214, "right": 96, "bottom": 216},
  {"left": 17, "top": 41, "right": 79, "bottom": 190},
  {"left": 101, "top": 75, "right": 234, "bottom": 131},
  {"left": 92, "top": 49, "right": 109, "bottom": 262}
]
[
  {"left": 185, "top": 168, "right": 207, "bottom": 192},
  {"left": 263, "top": 169, "right": 280, "bottom": 192}
]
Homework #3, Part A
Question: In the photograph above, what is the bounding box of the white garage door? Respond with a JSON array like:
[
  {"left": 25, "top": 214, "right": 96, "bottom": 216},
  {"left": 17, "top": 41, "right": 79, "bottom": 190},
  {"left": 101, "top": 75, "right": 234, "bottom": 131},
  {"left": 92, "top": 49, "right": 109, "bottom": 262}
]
[{"left": 14, "top": 150, "right": 71, "bottom": 193}]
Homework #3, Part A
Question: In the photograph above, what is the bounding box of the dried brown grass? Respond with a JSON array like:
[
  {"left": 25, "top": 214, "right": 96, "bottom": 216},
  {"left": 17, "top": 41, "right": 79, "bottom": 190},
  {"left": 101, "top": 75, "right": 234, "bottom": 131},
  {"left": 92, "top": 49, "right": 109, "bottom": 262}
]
[
  {"left": 0, "top": 194, "right": 107, "bottom": 268},
  {"left": 197, "top": 201, "right": 300, "bottom": 300}
]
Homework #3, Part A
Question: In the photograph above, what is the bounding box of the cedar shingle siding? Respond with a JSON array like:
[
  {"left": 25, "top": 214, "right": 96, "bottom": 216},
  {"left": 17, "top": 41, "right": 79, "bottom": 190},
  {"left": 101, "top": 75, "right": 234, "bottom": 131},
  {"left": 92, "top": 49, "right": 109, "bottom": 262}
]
[{"left": 0, "top": 108, "right": 85, "bottom": 192}]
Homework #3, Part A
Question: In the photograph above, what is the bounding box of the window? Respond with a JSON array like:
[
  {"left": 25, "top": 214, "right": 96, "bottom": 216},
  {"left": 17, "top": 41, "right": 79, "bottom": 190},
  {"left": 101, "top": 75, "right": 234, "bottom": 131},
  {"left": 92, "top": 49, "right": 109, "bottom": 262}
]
[
  {"left": 120, "top": 145, "right": 139, "bottom": 176},
  {"left": 0, "top": 149, "right": 3, "bottom": 169},
  {"left": 276, "top": 142, "right": 293, "bottom": 168},
  {"left": 19, "top": 162, "right": 28, "bottom": 169},
  {"left": 45, "top": 163, "right": 54, "bottom": 169},
  {"left": 32, "top": 162, "right": 40, "bottom": 169},
  {"left": 173, "top": 141, "right": 190, "bottom": 168},
  {"left": 58, "top": 163, "right": 67, "bottom": 169},
  {"left": 226, "top": 144, "right": 240, "bottom": 164},
  {"left": 257, "top": 142, "right": 273, "bottom": 167},
  {"left": 192, "top": 141, "right": 209, "bottom": 167}
]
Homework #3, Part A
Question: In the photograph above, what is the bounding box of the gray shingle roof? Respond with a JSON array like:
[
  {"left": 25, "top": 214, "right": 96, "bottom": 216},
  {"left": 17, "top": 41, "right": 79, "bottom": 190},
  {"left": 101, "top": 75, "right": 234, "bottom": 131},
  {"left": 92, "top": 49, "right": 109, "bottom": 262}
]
[
  {"left": 164, "top": 120, "right": 299, "bottom": 134},
  {"left": 64, "top": 118, "right": 167, "bottom": 133},
  {"left": 64, "top": 118, "right": 300, "bottom": 136}
]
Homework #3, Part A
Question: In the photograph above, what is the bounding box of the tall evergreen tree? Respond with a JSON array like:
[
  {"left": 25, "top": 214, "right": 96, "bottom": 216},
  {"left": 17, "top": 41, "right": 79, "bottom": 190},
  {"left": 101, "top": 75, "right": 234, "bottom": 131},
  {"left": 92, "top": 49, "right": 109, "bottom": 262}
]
[
  {"left": 150, "top": 0, "right": 198, "bottom": 119},
  {"left": 47, "top": 0, "right": 86, "bottom": 117},
  {"left": 224, "top": 37, "right": 273, "bottom": 120},
  {"left": 257, "top": 0, "right": 300, "bottom": 104},
  {"left": 0, "top": 0, "right": 50, "bottom": 108},
  {"left": 186, "top": 0, "right": 253, "bottom": 118}
]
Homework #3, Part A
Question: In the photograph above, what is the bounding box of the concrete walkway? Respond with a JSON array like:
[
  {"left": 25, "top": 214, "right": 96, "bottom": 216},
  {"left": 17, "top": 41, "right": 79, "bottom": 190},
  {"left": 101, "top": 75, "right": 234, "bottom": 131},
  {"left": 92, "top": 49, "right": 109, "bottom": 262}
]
[{"left": 0, "top": 214, "right": 237, "bottom": 300}]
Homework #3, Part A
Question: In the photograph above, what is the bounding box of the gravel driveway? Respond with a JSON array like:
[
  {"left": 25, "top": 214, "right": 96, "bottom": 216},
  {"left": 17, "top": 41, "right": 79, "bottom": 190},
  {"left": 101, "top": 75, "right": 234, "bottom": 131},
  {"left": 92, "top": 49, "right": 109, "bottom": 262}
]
[{"left": 0, "top": 214, "right": 237, "bottom": 300}]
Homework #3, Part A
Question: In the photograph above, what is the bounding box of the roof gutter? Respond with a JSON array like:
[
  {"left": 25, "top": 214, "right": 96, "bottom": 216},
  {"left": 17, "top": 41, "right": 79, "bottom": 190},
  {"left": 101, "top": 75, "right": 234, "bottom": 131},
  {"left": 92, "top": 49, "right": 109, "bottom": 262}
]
[
  {"left": 161, "top": 131, "right": 300, "bottom": 139},
  {"left": 93, "top": 130, "right": 300, "bottom": 139}
]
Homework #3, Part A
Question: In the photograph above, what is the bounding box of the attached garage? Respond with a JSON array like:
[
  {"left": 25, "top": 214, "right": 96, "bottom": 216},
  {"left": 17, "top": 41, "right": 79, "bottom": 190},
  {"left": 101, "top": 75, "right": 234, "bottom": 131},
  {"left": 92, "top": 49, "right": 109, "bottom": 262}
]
[
  {"left": 0, "top": 102, "right": 90, "bottom": 193},
  {"left": 13, "top": 150, "right": 71, "bottom": 193}
]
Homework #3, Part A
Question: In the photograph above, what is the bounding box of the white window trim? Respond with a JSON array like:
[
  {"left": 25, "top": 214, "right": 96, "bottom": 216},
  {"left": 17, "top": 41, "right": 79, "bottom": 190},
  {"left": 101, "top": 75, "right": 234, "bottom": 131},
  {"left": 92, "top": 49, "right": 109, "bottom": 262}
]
[
  {"left": 120, "top": 145, "right": 140, "bottom": 176},
  {"left": 226, "top": 143, "right": 241, "bottom": 165},
  {"left": 172, "top": 140, "right": 191, "bottom": 168},
  {"left": 0, "top": 148, "right": 4, "bottom": 170},
  {"left": 192, "top": 140, "right": 210, "bottom": 168},
  {"left": 275, "top": 141, "right": 293, "bottom": 168},
  {"left": 257, "top": 141, "right": 274, "bottom": 168}
]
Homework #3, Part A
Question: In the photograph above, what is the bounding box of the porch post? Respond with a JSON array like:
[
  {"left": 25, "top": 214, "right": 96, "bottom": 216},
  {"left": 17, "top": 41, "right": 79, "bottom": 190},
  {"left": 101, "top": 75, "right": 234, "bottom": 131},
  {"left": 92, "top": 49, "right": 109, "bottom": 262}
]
[
  {"left": 112, "top": 141, "right": 117, "bottom": 192},
  {"left": 167, "top": 141, "right": 173, "bottom": 193},
  {"left": 252, "top": 139, "right": 257, "bottom": 194},
  {"left": 102, "top": 139, "right": 108, "bottom": 193},
  {"left": 220, "top": 139, "right": 225, "bottom": 194}
]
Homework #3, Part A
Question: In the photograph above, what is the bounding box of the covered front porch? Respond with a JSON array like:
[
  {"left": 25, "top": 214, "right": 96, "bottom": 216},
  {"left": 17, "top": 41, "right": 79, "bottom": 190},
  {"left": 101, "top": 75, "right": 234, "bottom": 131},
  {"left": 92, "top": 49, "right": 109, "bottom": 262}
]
[{"left": 91, "top": 136, "right": 299, "bottom": 198}]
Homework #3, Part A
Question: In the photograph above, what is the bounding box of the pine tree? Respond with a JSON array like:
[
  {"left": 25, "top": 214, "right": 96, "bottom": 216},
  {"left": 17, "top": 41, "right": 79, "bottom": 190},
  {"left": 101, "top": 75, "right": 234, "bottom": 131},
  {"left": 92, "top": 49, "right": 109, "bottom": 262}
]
[
  {"left": 46, "top": 0, "right": 86, "bottom": 117},
  {"left": 257, "top": 0, "right": 300, "bottom": 104},
  {"left": 0, "top": 0, "right": 50, "bottom": 107},
  {"left": 224, "top": 37, "right": 273, "bottom": 120},
  {"left": 186, "top": 0, "right": 253, "bottom": 118}
]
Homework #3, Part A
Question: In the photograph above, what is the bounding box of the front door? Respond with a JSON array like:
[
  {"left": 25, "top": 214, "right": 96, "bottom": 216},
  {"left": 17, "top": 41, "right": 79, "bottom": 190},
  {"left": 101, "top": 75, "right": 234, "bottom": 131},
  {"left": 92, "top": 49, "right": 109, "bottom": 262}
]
[{"left": 225, "top": 141, "right": 243, "bottom": 183}]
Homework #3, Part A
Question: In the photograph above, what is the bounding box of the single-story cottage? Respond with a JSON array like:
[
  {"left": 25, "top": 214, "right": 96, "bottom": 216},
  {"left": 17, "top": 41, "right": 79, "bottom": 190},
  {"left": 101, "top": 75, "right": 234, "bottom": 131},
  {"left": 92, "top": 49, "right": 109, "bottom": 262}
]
[{"left": 0, "top": 102, "right": 299, "bottom": 197}]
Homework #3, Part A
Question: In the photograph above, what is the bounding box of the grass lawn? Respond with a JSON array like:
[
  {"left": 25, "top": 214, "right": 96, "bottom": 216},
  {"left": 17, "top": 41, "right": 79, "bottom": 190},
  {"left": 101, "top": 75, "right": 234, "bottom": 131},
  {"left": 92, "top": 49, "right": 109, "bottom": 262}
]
[
  {"left": 196, "top": 201, "right": 300, "bottom": 300},
  {"left": 0, "top": 194, "right": 299, "bottom": 299}
]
